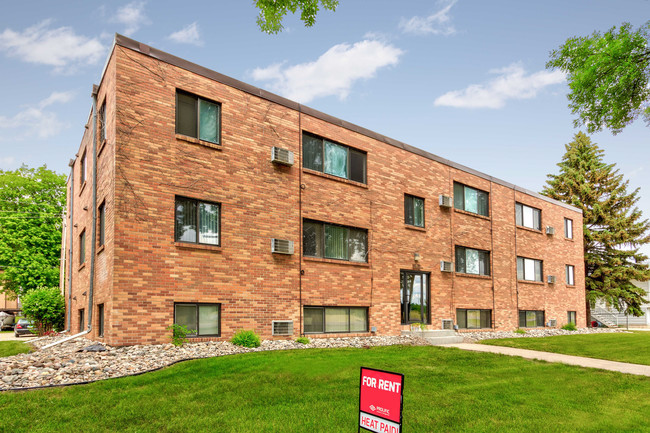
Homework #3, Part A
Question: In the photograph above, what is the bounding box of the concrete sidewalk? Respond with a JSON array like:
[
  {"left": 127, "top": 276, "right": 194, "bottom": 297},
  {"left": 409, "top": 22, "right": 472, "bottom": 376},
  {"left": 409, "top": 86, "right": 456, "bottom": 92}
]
[{"left": 443, "top": 343, "right": 650, "bottom": 377}]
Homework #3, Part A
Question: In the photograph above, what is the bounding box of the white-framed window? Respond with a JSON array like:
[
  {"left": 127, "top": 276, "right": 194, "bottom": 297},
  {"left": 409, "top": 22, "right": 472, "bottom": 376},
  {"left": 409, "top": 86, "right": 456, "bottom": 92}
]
[
  {"left": 516, "top": 203, "right": 541, "bottom": 230},
  {"left": 517, "top": 257, "right": 543, "bottom": 282},
  {"left": 564, "top": 218, "right": 573, "bottom": 239},
  {"left": 566, "top": 264, "right": 575, "bottom": 285}
]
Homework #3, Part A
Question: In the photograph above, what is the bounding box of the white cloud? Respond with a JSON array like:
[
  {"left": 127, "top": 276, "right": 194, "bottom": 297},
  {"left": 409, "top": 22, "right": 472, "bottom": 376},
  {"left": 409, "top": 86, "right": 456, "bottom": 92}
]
[
  {"left": 0, "top": 91, "right": 74, "bottom": 140},
  {"left": 0, "top": 20, "right": 104, "bottom": 73},
  {"left": 250, "top": 39, "right": 403, "bottom": 103},
  {"left": 168, "top": 22, "right": 203, "bottom": 46},
  {"left": 113, "top": 1, "right": 148, "bottom": 36},
  {"left": 399, "top": 0, "right": 458, "bottom": 36},
  {"left": 434, "top": 63, "right": 566, "bottom": 109}
]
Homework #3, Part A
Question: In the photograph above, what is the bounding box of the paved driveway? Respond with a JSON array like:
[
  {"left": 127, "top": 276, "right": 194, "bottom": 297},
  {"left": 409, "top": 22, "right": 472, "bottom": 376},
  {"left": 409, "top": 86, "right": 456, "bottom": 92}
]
[{"left": 0, "top": 331, "right": 36, "bottom": 342}]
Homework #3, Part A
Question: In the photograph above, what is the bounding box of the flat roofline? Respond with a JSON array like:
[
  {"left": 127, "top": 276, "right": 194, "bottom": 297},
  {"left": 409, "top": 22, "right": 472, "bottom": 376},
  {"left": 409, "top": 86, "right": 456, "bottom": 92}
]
[{"left": 112, "top": 33, "right": 581, "bottom": 214}]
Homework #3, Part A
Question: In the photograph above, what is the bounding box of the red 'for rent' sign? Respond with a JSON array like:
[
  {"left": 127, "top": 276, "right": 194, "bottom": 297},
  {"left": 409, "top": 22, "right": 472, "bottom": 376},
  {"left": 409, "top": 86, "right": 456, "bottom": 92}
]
[{"left": 359, "top": 367, "right": 404, "bottom": 433}]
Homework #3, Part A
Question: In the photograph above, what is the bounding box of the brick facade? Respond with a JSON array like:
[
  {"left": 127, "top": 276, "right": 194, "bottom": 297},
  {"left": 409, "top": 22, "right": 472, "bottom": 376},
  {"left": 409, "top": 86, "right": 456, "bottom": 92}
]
[{"left": 62, "top": 35, "right": 586, "bottom": 346}]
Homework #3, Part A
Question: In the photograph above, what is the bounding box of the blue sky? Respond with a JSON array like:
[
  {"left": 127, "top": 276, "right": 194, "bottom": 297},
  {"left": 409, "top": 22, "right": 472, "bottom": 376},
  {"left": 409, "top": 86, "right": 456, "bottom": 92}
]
[{"left": 0, "top": 1, "right": 648, "bottom": 256}]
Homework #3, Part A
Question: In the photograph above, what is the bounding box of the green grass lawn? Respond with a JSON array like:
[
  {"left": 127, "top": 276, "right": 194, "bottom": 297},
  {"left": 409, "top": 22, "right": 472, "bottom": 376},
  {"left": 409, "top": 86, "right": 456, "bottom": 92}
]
[
  {"left": 481, "top": 331, "right": 650, "bottom": 365},
  {"left": 1, "top": 345, "right": 649, "bottom": 432},
  {"left": 0, "top": 341, "right": 31, "bottom": 357}
]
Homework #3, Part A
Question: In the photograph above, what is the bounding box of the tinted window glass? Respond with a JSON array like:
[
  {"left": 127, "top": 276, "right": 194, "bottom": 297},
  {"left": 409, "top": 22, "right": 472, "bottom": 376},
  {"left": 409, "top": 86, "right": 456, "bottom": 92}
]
[{"left": 176, "top": 92, "right": 197, "bottom": 137}]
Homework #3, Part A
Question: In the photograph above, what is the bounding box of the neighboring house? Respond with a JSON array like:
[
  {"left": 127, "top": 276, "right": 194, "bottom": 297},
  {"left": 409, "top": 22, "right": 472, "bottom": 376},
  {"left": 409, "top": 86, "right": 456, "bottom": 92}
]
[
  {"left": 61, "top": 34, "right": 586, "bottom": 346},
  {"left": 592, "top": 280, "right": 650, "bottom": 327},
  {"left": 0, "top": 292, "right": 19, "bottom": 315}
]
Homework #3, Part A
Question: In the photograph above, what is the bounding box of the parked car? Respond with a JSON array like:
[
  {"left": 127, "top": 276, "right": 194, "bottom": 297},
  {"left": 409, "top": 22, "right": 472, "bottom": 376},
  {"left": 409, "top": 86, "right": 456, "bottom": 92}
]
[
  {"left": 0, "top": 312, "right": 15, "bottom": 331},
  {"left": 14, "top": 319, "right": 35, "bottom": 337}
]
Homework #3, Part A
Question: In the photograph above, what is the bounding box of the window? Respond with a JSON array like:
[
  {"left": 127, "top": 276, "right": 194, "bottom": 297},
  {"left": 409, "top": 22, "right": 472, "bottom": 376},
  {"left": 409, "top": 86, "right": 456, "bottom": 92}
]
[
  {"left": 97, "top": 304, "right": 104, "bottom": 338},
  {"left": 302, "top": 132, "right": 366, "bottom": 183},
  {"left": 78, "top": 309, "right": 85, "bottom": 332},
  {"left": 566, "top": 265, "right": 575, "bottom": 285},
  {"left": 80, "top": 150, "right": 87, "bottom": 185},
  {"left": 176, "top": 90, "right": 221, "bottom": 144},
  {"left": 304, "top": 307, "right": 368, "bottom": 333},
  {"left": 456, "top": 309, "right": 492, "bottom": 329},
  {"left": 455, "top": 246, "right": 490, "bottom": 276},
  {"left": 99, "top": 101, "right": 106, "bottom": 142},
  {"left": 98, "top": 202, "right": 105, "bottom": 247},
  {"left": 303, "top": 219, "right": 368, "bottom": 262},
  {"left": 174, "top": 303, "right": 220, "bottom": 336},
  {"left": 404, "top": 194, "right": 425, "bottom": 227},
  {"left": 175, "top": 197, "right": 220, "bottom": 246},
  {"left": 517, "top": 257, "right": 543, "bottom": 282},
  {"left": 564, "top": 218, "right": 573, "bottom": 239},
  {"left": 401, "top": 271, "right": 430, "bottom": 324},
  {"left": 519, "top": 310, "right": 545, "bottom": 327},
  {"left": 79, "top": 230, "right": 86, "bottom": 265},
  {"left": 567, "top": 311, "right": 576, "bottom": 325},
  {"left": 516, "top": 203, "right": 541, "bottom": 230},
  {"left": 453, "top": 182, "right": 489, "bottom": 216}
]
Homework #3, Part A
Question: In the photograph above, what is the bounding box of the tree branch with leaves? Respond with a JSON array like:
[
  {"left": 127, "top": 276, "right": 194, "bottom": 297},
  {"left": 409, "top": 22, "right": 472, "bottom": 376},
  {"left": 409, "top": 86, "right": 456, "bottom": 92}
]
[{"left": 255, "top": 0, "right": 339, "bottom": 34}]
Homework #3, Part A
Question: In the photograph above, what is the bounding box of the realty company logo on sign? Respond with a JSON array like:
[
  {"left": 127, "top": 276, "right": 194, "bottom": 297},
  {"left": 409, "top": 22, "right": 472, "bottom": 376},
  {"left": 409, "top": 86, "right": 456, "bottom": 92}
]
[{"left": 359, "top": 367, "right": 404, "bottom": 433}]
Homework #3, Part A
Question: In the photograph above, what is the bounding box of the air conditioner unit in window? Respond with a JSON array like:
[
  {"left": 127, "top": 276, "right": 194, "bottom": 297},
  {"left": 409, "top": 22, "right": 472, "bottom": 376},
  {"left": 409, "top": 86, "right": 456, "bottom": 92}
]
[
  {"left": 547, "top": 275, "right": 556, "bottom": 284},
  {"left": 547, "top": 319, "right": 557, "bottom": 327},
  {"left": 439, "top": 195, "right": 453, "bottom": 208},
  {"left": 271, "top": 239, "right": 294, "bottom": 255},
  {"left": 271, "top": 147, "right": 294, "bottom": 166},
  {"left": 440, "top": 260, "right": 454, "bottom": 273},
  {"left": 272, "top": 320, "right": 293, "bottom": 336},
  {"left": 546, "top": 226, "right": 555, "bottom": 235},
  {"left": 441, "top": 319, "right": 454, "bottom": 330}
]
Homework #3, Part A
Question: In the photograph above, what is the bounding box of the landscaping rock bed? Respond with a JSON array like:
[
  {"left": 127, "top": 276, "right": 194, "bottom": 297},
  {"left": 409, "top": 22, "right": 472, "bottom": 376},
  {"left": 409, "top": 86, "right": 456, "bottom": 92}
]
[
  {"left": 462, "top": 327, "right": 626, "bottom": 342},
  {"left": 0, "top": 335, "right": 429, "bottom": 390}
]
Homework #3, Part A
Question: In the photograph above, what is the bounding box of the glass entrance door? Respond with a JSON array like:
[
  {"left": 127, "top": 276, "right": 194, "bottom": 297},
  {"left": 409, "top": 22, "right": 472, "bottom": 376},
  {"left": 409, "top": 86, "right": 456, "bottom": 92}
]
[{"left": 400, "top": 271, "right": 430, "bottom": 324}]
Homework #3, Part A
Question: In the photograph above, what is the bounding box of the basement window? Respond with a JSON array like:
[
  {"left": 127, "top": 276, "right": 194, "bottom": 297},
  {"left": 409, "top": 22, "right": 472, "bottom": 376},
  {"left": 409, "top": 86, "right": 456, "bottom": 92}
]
[
  {"left": 519, "top": 310, "right": 545, "bottom": 328},
  {"left": 304, "top": 307, "right": 368, "bottom": 333},
  {"left": 567, "top": 311, "right": 576, "bottom": 325},
  {"left": 176, "top": 90, "right": 221, "bottom": 144},
  {"left": 174, "top": 303, "right": 220, "bottom": 336},
  {"left": 456, "top": 309, "right": 492, "bottom": 329}
]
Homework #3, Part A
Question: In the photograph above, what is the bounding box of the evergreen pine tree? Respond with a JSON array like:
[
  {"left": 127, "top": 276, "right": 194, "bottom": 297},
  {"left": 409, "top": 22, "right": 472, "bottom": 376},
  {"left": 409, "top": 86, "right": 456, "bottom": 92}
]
[{"left": 543, "top": 132, "right": 650, "bottom": 318}]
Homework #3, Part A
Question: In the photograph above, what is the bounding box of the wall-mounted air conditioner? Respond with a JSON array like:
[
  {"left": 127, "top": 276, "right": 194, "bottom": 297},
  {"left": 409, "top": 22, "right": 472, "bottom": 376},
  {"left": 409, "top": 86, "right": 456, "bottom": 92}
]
[
  {"left": 547, "top": 319, "right": 557, "bottom": 327},
  {"left": 271, "top": 239, "right": 294, "bottom": 255},
  {"left": 547, "top": 275, "right": 556, "bottom": 284},
  {"left": 439, "top": 195, "right": 453, "bottom": 208},
  {"left": 440, "top": 260, "right": 454, "bottom": 273},
  {"left": 272, "top": 320, "right": 293, "bottom": 336},
  {"left": 546, "top": 226, "right": 555, "bottom": 235},
  {"left": 442, "top": 319, "right": 454, "bottom": 330},
  {"left": 271, "top": 147, "right": 294, "bottom": 166}
]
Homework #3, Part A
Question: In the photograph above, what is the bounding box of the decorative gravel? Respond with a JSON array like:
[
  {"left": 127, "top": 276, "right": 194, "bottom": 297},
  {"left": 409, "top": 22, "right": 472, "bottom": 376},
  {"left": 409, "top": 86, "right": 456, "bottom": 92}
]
[
  {"left": 0, "top": 335, "right": 429, "bottom": 391},
  {"left": 462, "top": 327, "right": 627, "bottom": 342}
]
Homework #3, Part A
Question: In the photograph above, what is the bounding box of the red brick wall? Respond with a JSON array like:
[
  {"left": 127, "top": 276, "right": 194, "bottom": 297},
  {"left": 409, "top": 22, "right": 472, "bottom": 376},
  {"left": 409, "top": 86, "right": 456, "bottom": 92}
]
[{"left": 64, "top": 44, "right": 585, "bottom": 346}]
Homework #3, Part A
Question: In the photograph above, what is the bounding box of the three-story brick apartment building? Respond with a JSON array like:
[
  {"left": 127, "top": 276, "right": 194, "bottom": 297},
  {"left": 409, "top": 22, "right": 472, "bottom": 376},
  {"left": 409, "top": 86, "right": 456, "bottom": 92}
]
[{"left": 61, "top": 34, "right": 585, "bottom": 346}]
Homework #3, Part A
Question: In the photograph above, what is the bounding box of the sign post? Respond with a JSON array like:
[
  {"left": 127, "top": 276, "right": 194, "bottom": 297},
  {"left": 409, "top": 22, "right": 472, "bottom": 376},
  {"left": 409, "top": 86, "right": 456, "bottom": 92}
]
[{"left": 359, "top": 367, "right": 404, "bottom": 433}]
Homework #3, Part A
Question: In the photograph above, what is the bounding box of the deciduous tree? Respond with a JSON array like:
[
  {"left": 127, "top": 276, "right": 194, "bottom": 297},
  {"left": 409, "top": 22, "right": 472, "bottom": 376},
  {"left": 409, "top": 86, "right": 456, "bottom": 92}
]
[
  {"left": 542, "top": 132, "right": 650, "bottom": 318},
  {"left": 0, "top": 165, "right": 66, "bottom": 297},
  {"left": 255, "top": 0, "right": 338, "bottom": 34},
  {"left": 21, "top": 287, "right": 65, "bottom": 334},
  {"left": 547, "top": 22, "right": 650, "bottom": 134}
]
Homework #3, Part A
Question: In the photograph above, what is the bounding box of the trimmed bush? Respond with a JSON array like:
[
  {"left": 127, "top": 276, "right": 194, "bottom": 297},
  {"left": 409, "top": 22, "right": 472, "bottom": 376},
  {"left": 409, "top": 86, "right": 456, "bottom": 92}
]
[
  {"left": 561, "top": 323, "right": 578, "bottom": 331},
  {"left": 21, "top": 287, "right": 64, "bottom": 335},
  {"left": 231, "top": 330, "right": 261, "bottom": 348},
  {"left": 514, "top": 328, "right": 526, "bottom": 334},
  {"left": 296, "top": 337, "right": 310, "bottom": 345}
]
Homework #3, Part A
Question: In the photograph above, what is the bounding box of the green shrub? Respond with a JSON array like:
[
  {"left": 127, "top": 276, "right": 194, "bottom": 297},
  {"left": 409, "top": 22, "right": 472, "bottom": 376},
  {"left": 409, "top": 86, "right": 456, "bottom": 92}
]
[
  {"left": 296, "top": 337, "right": 310, "bottom": 344},
  {"left": 21, "top": 287, "right": 65, "bottom": 336},
  {"left": 561, "top": 323, "right": 578, "bottom": 331},
  {"left": 514, "top": 328, "right": 526, "bottom": 334},
  {"left": 231, "top": 330, "right": 261, "bottom": 348},
  {"left": 167, "top": 324, "right": 194, "bottom": 346}
]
